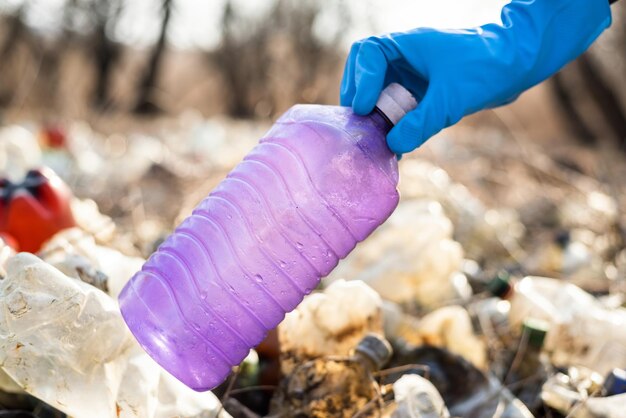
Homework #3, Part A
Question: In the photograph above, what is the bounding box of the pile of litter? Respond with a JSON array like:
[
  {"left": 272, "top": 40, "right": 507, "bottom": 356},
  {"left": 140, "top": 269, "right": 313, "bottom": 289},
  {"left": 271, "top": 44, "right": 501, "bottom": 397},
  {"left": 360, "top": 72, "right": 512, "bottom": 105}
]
[{"left": 0, "top": 119, "right": 624, "bottom": 417}]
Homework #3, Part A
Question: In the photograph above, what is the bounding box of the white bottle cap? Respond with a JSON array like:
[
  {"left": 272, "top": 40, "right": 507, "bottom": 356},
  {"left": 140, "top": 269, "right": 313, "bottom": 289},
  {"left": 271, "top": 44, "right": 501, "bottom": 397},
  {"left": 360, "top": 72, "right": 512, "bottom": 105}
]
[{"left": 375, "top": 83, "right": 418, "bottom": 125}]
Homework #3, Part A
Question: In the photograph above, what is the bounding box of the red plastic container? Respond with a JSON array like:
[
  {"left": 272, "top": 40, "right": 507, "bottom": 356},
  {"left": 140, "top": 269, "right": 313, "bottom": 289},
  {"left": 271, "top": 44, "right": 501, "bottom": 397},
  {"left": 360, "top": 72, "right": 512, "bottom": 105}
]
[{"left": 0, "top": 167, "right": 76, "bottom": 252}]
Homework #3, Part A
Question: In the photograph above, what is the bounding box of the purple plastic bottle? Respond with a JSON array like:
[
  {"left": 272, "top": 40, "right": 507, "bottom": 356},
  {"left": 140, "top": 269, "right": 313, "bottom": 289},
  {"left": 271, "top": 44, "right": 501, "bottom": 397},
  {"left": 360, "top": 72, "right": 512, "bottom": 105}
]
[{"left": 119, "top": 84, "right": 417, "bottom": 391}]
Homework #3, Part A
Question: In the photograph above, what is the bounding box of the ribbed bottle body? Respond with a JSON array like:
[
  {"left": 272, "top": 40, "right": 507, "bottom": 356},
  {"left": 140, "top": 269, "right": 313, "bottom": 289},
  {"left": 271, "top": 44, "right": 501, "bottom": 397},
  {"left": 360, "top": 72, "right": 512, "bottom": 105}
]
[{"left": 119, "top": 105, "right": 399, "bottom": 391}]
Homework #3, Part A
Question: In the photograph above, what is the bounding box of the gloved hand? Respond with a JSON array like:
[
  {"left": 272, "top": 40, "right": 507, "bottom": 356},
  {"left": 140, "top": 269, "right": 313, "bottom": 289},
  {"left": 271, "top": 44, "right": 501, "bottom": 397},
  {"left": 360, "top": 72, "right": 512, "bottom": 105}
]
[{"left": 340, "top": 0, "right": 612, "bottom": 154}]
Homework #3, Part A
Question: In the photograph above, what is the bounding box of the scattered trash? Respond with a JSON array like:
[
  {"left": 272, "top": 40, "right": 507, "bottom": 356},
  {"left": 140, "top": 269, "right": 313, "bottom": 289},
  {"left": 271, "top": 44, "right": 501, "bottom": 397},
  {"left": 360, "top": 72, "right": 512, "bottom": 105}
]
[
  {"left": 0, "top": 126, "right": 41, "bottom": 182},
  {"left": 0, "top": 168, "right": 76, "bottom": 253},
  {"left": 541, "top": 366, "right": 604, "bottom": 414},
  {"left": 0, "top": 115, "right": 624, "bottom": 417},
  {"left": 39, "top": 227, "right": 144, "bottom": 299},
  {"left": 327, "top": 200, "right": 468, "bottom": 308},
  {"left": 390, "top": 374, "right": 450, "bottom": 418},
  {"left": 503, "top": 318, "right": 550, "bottom": 414},
  {"left": 0, "top": 253, "right": 229, "bottom": 418},
  {"left": 397, "top": 160, "right": 526, "bottom": 266},
  {"left": 270, "top": 334, "right": 392, "bottom": 418},
  {"left": 383, "top": 303, "right": 487, "bottom": 369},
  {"left": 387, "top": 345, "right": 534, "bottom": 418},
  {"left": 278, "top": 279, "right": 383, "bottom": 374},
  {"left": 491, "top": 274, "right": 626, "bottom": 375}
]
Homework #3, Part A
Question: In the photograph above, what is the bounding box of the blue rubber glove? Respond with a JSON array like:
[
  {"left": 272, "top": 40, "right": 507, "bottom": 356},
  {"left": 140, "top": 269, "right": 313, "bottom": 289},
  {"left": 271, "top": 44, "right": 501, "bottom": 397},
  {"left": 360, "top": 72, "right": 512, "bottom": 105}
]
[{"left": 340, "top": 0, "right": 612, "bottom": 154}]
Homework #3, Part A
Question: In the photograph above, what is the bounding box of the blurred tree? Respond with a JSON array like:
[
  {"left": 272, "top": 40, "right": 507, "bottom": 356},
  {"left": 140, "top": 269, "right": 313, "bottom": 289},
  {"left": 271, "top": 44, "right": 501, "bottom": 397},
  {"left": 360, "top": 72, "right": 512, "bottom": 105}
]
[
  {"left": 550, "top": 1, "right": 626, "bottom": 149},
  {"left": 0, "top": 6, "right": 26, "bottom": 106},
  {"left": 0, "top": 2, "right": 62, "bottom": 110},
  {"left": 88, "top": 0, "right": 124, "bottom": 110},
  {"left": 133, "top": 0, "right": 172, "bottom": 115},
  {"left": 210, "top": 0, "right": 350, "bottom": 118}
]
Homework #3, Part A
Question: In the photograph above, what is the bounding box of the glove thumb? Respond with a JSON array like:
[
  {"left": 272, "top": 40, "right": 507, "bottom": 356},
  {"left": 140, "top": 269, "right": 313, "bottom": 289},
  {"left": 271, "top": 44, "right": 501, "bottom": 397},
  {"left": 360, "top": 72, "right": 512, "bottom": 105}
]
[{"left": 386, "top": 85, "right": 449, "bottom": 155}]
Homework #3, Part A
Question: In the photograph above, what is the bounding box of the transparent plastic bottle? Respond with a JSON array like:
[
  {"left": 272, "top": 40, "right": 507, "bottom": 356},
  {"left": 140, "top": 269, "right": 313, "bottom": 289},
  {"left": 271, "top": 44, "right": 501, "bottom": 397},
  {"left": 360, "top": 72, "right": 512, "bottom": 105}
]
[
  {"left": 119, "top": 84, "right": 417, "bottom": 391},
  {"left": 488, "top": 274, "right": 626, "bottom": 376}
]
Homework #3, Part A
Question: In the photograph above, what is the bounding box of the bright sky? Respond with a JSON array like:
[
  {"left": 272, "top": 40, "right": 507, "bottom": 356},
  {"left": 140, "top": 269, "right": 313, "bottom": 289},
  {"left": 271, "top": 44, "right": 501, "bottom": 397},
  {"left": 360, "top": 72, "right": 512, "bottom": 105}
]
[{"left": 3, "top": 0, "right": 509, "bottom": 49}]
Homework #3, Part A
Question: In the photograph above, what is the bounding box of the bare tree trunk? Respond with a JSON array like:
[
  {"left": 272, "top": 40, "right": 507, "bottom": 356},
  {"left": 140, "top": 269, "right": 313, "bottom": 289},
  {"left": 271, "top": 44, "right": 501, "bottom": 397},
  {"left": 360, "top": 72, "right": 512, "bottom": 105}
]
[
  {"left": 0, "top": 7, "right": 27, "bottom": 106},
  {"left": 133, "top": 0, "right": 172, "bottom": 114},
  {"left": 550, "top": 71, "right": 595, "bottom": 142},
  {"left": 577, "top": 53, "right": 626, "bottom": 149},
  {"left": 84, "top": 0, "right": 123, "bottom": 110},
  {"left": 92, "top": 23, "right": 120, "bottom": 109}
]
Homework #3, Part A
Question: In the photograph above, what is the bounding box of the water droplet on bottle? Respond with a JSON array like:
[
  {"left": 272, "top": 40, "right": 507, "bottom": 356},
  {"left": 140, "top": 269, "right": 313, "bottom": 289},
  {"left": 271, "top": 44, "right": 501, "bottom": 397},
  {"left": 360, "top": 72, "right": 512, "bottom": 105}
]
[
  {"left": 304, "top": 287, "right": 312, "bottom": 295},
  {"left": 200, "top": 292, "right": 208, "bottom": 300},
  {"left": 296, "top": 242, "right": 304, "bottom": 250},
  {"left": 254, "top": 274, "right": 263, "bottom": 283},
  {"left": 279, "top": 260, "right": 287, "bottom": 268}
]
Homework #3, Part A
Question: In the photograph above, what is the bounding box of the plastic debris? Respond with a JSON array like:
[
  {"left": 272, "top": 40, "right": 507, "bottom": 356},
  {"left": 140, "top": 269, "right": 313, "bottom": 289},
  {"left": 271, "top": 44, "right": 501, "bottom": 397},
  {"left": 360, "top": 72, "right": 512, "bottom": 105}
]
[
  {"left": 541, "top": 367, "right": 604, "bottom": 414},
  {"left": 0, "top": 168, "right": 76, "bottom": 253},
  {"left": 387, "top": 345, "right": 533, "bottom": 418},
  {"left": 571, "top": 393, "right": 626, "bottom": 418},
  {"left": 391, "top": 374, "right": 450, "bottom": 418},
  {"left": 397, "top": 160, "right": 525, "bottom": 265},
  {"left": 0, "top": 253, "right": 229, "bottom": 418},
  {"left": 69, "top": 197, "right": 117, "bottom": 243},
  {"left": 0, "top": 126, "right": 41, "bottom": 182},
  {"left": 383, "top": 303, "right": 487, "bottom": 369},
  {"left": 0, "top": 114, "right": 624, "bottom": 417},
  {"left": 492, "top": 275, "right": 626, "bottom": 375},
  {"left": 278, "top": 279, "right": 383, "bottom": 374},
  {"left": 327, "top": 200, "right": 468, "bottom": 308},
  {"left": 39, "top": 228, "right": 143, "bottom": 298}
]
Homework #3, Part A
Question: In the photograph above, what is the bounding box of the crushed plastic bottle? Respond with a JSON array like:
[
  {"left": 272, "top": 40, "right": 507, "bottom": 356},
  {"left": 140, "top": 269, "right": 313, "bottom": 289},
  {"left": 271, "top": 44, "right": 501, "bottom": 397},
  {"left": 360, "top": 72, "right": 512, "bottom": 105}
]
[
  {"left": 40, "top": 227, "right": 144, "bottom": 299},
  {"left": 391, "top": 374, "right": 450, "bottom": 418},
  {"left": 119, "top": 83, "right": 417, "bottom": 391},
  {"left": 327, "top": 200, "right": 467, "bottom": 308},
  {"left": 489, "top": 274, "right": 626, "bottom": 376},
  {"left": 0, "top": 253, "right": 229, "bottom": 418},
  {"left": 278, "top": 279, "right": 383, "bottom": 374},
  {"left": 383, "top": 303, "right": 486, "bottom": 369}
]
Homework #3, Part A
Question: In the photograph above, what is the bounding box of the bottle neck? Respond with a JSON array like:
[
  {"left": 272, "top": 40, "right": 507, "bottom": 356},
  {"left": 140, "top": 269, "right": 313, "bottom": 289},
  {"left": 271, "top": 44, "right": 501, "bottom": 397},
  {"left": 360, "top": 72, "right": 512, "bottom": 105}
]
[
  {"left": 374, "top": 83, "right": 417, "bottom": 126},
  {"left": 371, "top": 107, "right": 395, "bottom": 134}
]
